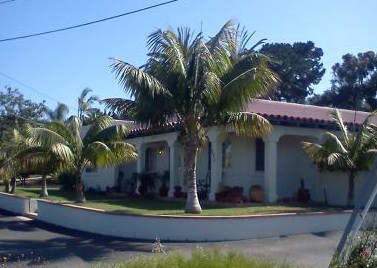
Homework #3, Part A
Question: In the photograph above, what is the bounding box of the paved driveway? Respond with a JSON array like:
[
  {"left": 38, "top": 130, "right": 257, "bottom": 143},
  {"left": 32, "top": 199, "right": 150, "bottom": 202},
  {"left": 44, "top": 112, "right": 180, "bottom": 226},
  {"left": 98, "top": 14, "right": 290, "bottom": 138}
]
[{"left": 0, "top": 212, "right": 340, "bottom": 267}]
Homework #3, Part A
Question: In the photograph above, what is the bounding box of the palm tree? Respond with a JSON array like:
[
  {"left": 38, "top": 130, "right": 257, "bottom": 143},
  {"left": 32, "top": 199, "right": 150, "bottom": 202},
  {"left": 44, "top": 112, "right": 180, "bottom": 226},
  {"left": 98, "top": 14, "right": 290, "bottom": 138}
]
[
  {"left": 302, "top": 109, "right": 377, "bottom": 206},
  {"left": 0, "top": 128, "right": 30, "bottom": 193},
  {"left": 28, "top": 116, "right": 137, "bottom": 202},
  {"left": 45, "top": 103, "right": 69, "bottom": 122},
  {"left": 104, "top": 21, "right": 279, "bottom": 213},
  {"left": 78, "top": 88, "right": 101, "bottom": 124}
]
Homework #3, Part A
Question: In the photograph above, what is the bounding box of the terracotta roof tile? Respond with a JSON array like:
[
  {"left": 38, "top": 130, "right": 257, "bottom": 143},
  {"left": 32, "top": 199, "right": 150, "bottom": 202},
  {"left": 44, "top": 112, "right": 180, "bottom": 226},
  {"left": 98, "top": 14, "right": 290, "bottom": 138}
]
[{"left": 246, "top": 99, "right": 376, "bottom": 125}]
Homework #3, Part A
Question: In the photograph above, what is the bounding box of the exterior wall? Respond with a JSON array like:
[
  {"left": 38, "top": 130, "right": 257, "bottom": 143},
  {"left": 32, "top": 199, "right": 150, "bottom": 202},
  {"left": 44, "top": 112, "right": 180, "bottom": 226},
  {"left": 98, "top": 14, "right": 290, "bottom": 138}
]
[
  {"left": 196, "top": 143, "right": 209, "bottom": 187},
  {"left": 118, "top": 161, "right": 137, "bottom": 191},
  {"left": 0, "top": 193, "right": 31, "bottom": 215},
  {"left": 83, "top": 166, "right": 119, "bottom": 191},
  {"left": 277, "top": 135, "right": 320, "bottom": 201},
  {"left": 220, "top": 135, "right": 263, "bottom": 196},
  {"left": 82, "top": 122, "right": 376, "bottom": 207},
  {"left": 37, "top": 200, "right": 351, "bottom": 241}
]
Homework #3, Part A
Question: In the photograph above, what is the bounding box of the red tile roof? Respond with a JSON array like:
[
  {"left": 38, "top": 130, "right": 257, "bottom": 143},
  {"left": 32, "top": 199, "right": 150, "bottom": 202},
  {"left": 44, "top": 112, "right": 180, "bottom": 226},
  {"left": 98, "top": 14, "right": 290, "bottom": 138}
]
[{"left": 246, "top": 99, "right": 376, "bottom": 125}]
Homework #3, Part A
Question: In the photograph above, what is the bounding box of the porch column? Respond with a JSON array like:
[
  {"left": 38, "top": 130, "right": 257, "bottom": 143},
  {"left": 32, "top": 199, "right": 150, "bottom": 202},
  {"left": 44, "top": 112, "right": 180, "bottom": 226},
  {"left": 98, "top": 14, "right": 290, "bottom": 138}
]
[
  {"left": 263, "top": 135, "right": 279, "bottom": 203},
  {"left": 167, "top": 139, "right": 177, "bottom": 197},
  {"left": 208, "top": 133, "right": 223, "bottom": 201},
  {"left": 133, "top": 143, "right": 143, "bottom": 194},
  {"left": 134, "top": 144, "right": 143, "bottom": 174}
]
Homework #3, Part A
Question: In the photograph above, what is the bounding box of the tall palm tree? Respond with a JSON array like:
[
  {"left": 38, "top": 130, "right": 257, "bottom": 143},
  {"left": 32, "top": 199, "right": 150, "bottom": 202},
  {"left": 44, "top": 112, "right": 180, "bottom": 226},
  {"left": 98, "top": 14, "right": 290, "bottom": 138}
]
[
  {"left": 28, "top": 116, "right": 138, "bottom": 202},
  {"left": 78, "top": 88, "right": 100, "bottom": 124},
  {"left": 302, "top": 109, "right": 377, "bottom": 206},
  {"left": 104, "top": 21, "right": 279, "bottom": 213}
]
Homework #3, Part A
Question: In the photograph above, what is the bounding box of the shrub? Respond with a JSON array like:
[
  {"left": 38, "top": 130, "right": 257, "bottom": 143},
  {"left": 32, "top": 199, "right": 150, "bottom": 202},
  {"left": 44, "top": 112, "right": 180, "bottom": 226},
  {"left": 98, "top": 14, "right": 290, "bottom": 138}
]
[
  {"left": 331, "top": 224, "right": 377, "bottom": 267},
  {"left": 57, "top": 171, "right": 76, "bottom": 190}
]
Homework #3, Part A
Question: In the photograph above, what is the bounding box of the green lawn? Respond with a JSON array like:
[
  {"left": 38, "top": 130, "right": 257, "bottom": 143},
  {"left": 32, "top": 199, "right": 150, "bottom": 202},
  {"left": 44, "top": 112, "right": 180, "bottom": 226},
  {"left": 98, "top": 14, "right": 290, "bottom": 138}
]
[{"left": 14, "top": 187, "right": 340, "bottom": 216}]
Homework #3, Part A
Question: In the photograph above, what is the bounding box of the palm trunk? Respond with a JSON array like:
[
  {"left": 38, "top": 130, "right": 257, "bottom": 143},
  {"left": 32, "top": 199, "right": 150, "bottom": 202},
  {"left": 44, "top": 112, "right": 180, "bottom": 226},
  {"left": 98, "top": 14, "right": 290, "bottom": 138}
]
[
  {"left": 10, "top": 177, "right": 16, "bottom": 194},
  {"left": 39, "top": 174, "right": 49, "bottom": 198},
  {"left": 347, "top": 172, "right": 355, "bottom": 207},
  {"left": 184, "top": 137, "right": 202, "bottom": 214},
  {"left": 75, "top": 170, "right": 86, "bottom": 203}
]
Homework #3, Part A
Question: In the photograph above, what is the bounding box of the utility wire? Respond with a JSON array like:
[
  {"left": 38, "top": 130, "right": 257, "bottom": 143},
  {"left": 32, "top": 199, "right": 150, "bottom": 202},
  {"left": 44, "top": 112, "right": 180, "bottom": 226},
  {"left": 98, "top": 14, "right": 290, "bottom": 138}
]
[
  {"left": 0, "top": 0, "right": 15, "bottom": 5},
  {"left": 0, "top": 0, "right": 178, "bottom": 43},
  {"left": 0, "top": 72, "right": 63, "bottom": 105}
]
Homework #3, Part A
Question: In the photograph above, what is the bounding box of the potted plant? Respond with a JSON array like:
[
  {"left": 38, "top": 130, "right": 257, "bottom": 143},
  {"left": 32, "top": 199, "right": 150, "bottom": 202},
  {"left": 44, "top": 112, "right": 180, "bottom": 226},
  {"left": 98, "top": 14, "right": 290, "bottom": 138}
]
[
  {"left": 174, "top": 186, "right": 182, "bottom": 198},
  {"left": 158, "top": 171, "right": 169, "bottom": 197},
  {"left": 215, "top": 185, "right": 231, "bottom": 202},
  {"left": 137, "top": 173, "right": 155, "bottom": 197}
]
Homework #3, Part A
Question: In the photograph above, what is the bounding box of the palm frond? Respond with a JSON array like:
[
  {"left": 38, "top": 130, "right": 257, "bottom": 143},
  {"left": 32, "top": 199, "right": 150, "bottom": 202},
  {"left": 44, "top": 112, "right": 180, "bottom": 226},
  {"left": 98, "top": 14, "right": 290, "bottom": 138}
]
[
  {"left": 102, "top": 98, "right": 138, "bottom": 120},
  {"left": 83, "top": 116, "right": 114, "bottom": 144},
  {"left": 111, "top": 58, "right": 171, "bottom": 98},
  {"left": 224, "top": 112, "right": 272, "bottom": 137},
  {"left": 330, "top": 109, "right": 349, "bottom": 144},
  {"left": 221, "top": 53, "right": 279, "bottom": 110}
]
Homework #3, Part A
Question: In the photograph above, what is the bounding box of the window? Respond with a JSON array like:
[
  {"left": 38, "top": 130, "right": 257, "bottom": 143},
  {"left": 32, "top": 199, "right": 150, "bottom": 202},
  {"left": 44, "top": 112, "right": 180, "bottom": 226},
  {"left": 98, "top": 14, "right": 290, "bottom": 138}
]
[
  {"left": 145, "top": 147, "right": 156, "bottom": 172},
  {"left": 255, "top": 138, "right": 265, "bottom": 171}
]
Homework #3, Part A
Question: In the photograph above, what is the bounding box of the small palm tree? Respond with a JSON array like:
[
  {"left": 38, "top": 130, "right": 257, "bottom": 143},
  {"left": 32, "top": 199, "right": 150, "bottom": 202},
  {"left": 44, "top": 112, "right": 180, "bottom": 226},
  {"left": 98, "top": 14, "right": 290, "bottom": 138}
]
[
  {"left": 104, "top": 21, "right": 279, "bottom": 213},
  {"left": 78, "top": 88, "right": 101, "bottom": 124},
  {"left": 302, "top": 109, "right": 377, "bottom": 206},
  {"left": 45, "top": 103, "right": 69, "bottom": 122},
  {"left": 0, "top": 128, "right": 31, "bottom": 193},
  {"left": 28, "top": 116, "right": 138, "bottom": 202}
]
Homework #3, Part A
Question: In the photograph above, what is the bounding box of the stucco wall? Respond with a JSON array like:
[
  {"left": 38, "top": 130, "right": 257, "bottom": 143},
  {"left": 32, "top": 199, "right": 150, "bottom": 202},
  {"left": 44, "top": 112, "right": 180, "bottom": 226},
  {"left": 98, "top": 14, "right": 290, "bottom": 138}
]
[
  {"left": 37, "top": 200, "right": 351, "bottom": 241},
  {"left": 277, "top": 135, "right": 320, "bottom": 201},
  {"left": 0, "top": 193, "right": 30, "bottom": 215},
  {"left": 220, "top": 136, "right": 264, "bottom": 196},
  {"left": 83, "top": 166, "right": 118, "bottom": 191}
]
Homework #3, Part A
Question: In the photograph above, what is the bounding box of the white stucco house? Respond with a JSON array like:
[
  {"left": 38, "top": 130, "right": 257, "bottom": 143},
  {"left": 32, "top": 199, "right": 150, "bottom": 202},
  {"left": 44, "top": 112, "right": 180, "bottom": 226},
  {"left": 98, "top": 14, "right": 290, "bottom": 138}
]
[{"left": 83, "top": 99, "right": 377, "bottom": 206}]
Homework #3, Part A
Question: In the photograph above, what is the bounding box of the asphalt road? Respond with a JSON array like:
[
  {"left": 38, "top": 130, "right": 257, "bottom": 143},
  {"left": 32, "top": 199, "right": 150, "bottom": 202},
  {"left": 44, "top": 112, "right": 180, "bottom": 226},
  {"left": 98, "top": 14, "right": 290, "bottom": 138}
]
[{"left": 0, "top": 212, "right": 341, "bottom": 267}]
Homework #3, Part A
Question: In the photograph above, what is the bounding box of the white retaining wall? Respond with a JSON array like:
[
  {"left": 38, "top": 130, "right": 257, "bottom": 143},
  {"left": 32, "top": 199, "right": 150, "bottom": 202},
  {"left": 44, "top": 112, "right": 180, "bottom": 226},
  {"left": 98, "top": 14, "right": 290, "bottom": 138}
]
[
  {"left": 0, "top": 193, "right": 30, "bottom": 215},
  {"left": 37, "top": 200, "right": 351, "bottom": 241}
]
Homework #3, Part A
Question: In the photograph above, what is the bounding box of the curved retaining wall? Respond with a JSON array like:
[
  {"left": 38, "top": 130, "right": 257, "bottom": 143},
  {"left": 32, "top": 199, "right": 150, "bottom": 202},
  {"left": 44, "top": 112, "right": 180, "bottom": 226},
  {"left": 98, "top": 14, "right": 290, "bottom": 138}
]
[
  {"left": 37, "top": 200, "right": 351, "bottom": 241},
  {"left": 0, "top": 193, "right": 30, "bottom": 215}
]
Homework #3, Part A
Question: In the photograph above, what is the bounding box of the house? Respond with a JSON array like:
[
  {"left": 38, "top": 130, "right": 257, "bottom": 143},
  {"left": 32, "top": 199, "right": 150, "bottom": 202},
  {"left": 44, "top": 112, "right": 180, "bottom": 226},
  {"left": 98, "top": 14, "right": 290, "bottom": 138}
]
[{"left": 82, "top": 99, "right": 377, "bottom": 206}]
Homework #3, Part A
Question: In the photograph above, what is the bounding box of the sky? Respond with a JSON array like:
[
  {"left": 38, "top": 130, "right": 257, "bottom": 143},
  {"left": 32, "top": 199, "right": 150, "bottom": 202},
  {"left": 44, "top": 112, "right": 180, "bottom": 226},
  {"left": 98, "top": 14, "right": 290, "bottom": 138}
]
[{"left": 0, "top": 0, "right": 376, "bottom": 115}]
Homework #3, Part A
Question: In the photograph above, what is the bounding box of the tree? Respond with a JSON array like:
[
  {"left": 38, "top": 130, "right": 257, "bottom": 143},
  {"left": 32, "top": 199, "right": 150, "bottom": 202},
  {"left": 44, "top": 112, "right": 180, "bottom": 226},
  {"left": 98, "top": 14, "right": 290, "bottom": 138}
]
[
  {"left": 28, "top": 116, "right": 137, "bottom": 202},
  {"left": 302, "top": 109, "right": 377, "bottom": 206},
  {"left": 77, "top": 88, "right": 101, "bottom": 124},
  {"left": 104, "top": 21, "right": 279, "bottom": 213},
  {"left": 310, "top": 51, "right": 377, "bottom": 111},
  {"left": 45, "top": 102, "right": 69, "bottom": 122},
  {"left": 260, "top": 41, "right": 325, "bottom": 103},
  {"left": 0, "top": 128, "right": 31, "bottom": 193},
  {"left": 0, "top": 87, "right": 46, "bottom": 141}
]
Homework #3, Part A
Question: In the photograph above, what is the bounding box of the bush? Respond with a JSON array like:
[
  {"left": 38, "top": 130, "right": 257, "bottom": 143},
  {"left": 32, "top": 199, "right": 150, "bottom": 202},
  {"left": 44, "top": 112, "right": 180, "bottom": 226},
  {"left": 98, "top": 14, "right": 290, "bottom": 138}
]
[
  {"left": 57, "top": 171, "right": 76, "bottom": 190},
  {"left": 331, "top": 225, "right": 377, "bottom": 267}
]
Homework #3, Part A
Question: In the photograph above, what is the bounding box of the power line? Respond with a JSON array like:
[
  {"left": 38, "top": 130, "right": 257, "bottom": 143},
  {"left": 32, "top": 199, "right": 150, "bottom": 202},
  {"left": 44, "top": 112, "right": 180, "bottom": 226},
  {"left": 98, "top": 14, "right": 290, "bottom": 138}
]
[
  {"left": 0, "top": 71, "right": 63, "bottom": 105},
  {"left": 0, "top": 0, "right": 178, "bottom": 43},
  {"left": 0, "top": 0, "right": 15, "bottom": 5}
]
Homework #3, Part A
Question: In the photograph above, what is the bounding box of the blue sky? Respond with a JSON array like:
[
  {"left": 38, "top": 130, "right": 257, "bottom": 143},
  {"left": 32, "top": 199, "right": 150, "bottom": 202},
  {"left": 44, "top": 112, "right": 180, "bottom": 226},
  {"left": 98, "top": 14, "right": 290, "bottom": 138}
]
[{"left": 0, "top": 0, "right": 376, "bottom": 114}]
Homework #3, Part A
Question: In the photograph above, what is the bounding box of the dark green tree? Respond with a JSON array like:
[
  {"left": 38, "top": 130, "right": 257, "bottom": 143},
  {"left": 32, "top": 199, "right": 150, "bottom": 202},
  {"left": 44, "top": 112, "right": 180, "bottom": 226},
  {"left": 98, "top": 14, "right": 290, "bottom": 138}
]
[
  {"left": 260, "top": 41, "right": 325, "bottom": 103},
  {"left": 310, "top": 51, "right": 377, "bottom": 111},
  {"left": 0, "top": 87, "right": 46, "bottom": 141}
]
